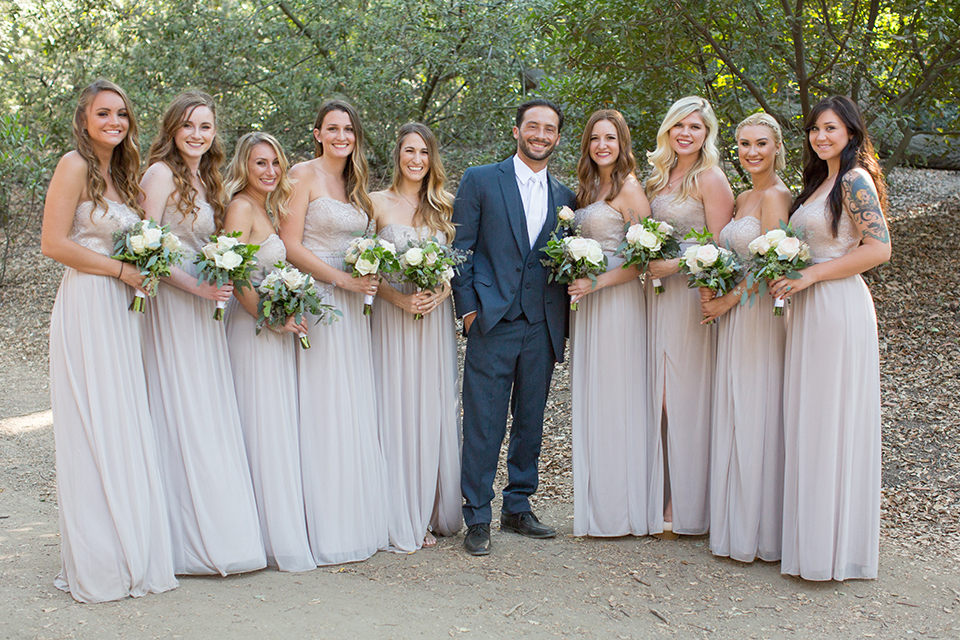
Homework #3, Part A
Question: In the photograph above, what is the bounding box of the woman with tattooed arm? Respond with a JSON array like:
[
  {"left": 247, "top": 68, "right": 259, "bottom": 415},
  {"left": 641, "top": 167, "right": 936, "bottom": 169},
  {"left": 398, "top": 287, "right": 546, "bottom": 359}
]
[{"left": 769, "top": 96, "right": 891, "bottom": 581}]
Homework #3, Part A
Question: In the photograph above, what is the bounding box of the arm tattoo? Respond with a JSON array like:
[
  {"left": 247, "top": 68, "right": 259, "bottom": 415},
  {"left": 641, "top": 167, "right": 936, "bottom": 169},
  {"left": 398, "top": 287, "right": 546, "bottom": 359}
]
[{"left": 842, "top": 171, "right": 890, "bottom": 244}]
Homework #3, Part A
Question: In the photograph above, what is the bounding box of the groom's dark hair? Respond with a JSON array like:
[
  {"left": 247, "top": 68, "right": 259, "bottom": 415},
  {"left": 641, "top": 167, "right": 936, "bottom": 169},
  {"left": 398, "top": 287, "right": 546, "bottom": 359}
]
[{"left": 516, "top": 99, "right": 564, "bottom": 132}]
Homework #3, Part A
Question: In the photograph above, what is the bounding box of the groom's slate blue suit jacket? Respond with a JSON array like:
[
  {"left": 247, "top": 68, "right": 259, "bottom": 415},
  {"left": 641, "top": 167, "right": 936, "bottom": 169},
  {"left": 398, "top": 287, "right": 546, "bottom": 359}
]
[{"left": 452, "top": 156, "right": 576, "bottom": 363}]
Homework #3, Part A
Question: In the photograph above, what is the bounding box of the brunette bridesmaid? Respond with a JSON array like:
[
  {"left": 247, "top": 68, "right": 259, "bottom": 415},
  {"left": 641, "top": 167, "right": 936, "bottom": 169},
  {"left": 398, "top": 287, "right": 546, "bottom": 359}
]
[
  {"left": 644, "top": 96, "right": 734, "bottom": 537},
  {"left": 567, "top": 110, "right": 654, "bottom": 537},
  {"left": 222, "top": 131, "right": 315, "bottom": 571},
  {"left": 370, "top": 122, "right": 463, "bottom": 552},
  {"left": 42, "top": 79, "right": 177, "bottom": 602},
  {"left": 769, "top": 96, "right": 890, "bottom": 581},
  {"left": 701, "top": 113, "right": 791, "bottom": 562},
  {"left": 280, "top": 99, "right": 388, "bottom": 564},
  {"left": 140, "top": 91, "right": 265, "bottom": 575}
]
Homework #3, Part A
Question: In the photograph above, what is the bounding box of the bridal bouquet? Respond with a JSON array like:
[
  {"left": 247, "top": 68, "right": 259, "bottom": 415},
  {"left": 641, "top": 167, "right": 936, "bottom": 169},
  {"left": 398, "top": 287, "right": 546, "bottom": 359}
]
[
  {"left": 616, "top": 217, "right": 681, "bottom": 294},
  {"left": 194, "top": 231, "right": 260, "bottom": 320},
  {"left": 746, "top": 222, "right": 813, "bottom": 316},
  {"left": 678, "top": 227, "right": 744, "bottom": 325},
  {"left": 111, "top": 219, "right": 185, "bottom": 313},
  {"left": 540, "top": 221, "right": 607, "bottom": 311},
  {"left": 397, "top": 238, "right": 469, "bottom": 320},
  {"left": 344, "top": 233, "right": 401, "bottom": 316},
  {"left": 257, "top": 262, "right": 341, "bottom": 349}
]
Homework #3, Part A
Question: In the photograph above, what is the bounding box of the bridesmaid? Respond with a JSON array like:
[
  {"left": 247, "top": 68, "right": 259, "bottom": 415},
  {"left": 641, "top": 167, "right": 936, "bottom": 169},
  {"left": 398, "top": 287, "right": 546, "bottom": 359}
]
[
  {"left": 280, "top": 98, "right": 388, "bottom": 564},
  {"left": 41, "top": 79, "right": 177, "bottom": 602},
  {"left": 769, "top": 96, "right": 890, "bottom": 581},
  {"left": 701, "top": 113, "right": 792, "bottom": 562},
  {"left": 140, "top": 91, "right": 265, "bottom": 575},
  {"left": 369, "top": 122, "right": 463, "bottom": 552},
  {"left": 645, "top": 96, "right": 734, "bottom": 537},
  {"left": 566, "top": 110, "right": 654, "bottom": 537},
  {"left": 222, "top": 132, "right": 315, "bottom": 572}
]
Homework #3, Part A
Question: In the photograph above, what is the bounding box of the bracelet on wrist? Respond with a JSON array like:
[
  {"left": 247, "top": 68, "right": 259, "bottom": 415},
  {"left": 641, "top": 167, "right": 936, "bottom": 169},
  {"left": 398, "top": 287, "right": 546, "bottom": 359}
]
[{"left": 117, "top": 261, "right": 124, "bottom": 279}]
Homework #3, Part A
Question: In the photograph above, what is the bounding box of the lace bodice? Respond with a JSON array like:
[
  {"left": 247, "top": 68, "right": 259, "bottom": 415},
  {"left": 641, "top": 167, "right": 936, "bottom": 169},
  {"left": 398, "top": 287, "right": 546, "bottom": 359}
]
[
  {"left": 575, "top": 202, "right": 625, "bottom": 252},
  {"left": 302, "top": 197, "right": 370, "bottom": 259},
  {"left": 158, "top": 200, "right": 216, "bottom": 257},
  {"left": 379, "top": 223, "right": 447, "bottom": 249},
  {"left": 719, "top": 215, "right": 761, "bottom": 259},
  {"left": 791, "top": 198, "right": 860, "bottom": 262},
  {"left": 650, "top": 192, "right": 706, "bottom": 240},
  {"left": 251, "top": 234, "right": 286, "bottom": 286},
  {"left": 70, "top": 200, "right": 141, "bottom": 256}
]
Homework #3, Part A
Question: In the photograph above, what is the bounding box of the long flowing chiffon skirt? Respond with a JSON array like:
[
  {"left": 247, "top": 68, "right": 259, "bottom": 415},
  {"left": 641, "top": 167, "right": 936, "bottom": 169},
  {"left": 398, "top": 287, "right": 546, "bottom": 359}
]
[
  {"left": 50, "top": 269, "right": 177, "bottom": 602},
  {"left": 710, "top": 294, "right": 785, "bottom": 562},
  {"left": 142, "top": 282, "right": 266, "bottom": 575},
  {"left": 646, "top": 271, "right": 716, "bottom": 534},
  {"left": 371, "top": 288, "right": 462, "bottom": 552},
  {"left": 571, "top": 277, "right": 653, "bottom": 536},
  {"left": 297, "top": 258, "right": 388, "bottom": 564},
  {"left": 225, "top": 299, "right": 315, "bottom": 571},
  {"left": 781, "top": 275, "right": 881, "bottom": 581}
]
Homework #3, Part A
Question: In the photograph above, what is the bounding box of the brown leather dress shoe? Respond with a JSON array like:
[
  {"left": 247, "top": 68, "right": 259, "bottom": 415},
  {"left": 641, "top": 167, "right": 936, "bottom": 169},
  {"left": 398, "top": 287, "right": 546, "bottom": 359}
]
[
  {"left": 463, "top": 523, "right": 491, "bottom": 555},
  {"left": 500, "top": 511, "right": 557, "bottom": 539}
]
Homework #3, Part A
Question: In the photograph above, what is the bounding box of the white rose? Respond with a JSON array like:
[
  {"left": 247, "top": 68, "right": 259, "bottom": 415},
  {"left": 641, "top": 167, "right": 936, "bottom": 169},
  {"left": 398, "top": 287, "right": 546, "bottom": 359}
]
[
  {"left": 442, "top": 266, "right": 455, "bottom": 282},
  {"left": 625, "top": 223, "right": 644, "bottom": 244},
  {"left": 748, "top": 235, "right": 771, "bottom": 256},
  {"left": 565, "top": 237, "right": 590, "bottom": 260},
  {"left": 798, "top": 244, "right": 812, "bottom": 262},
  {"left": 162, "top": 232, "right": 182, "bottom": 252},
  {"left": 776, "top": 236, "right": 801, "bottom": 260},
  {"left": 281, "top": 268, "right": 305, "bottom": 289},
  {"left": 216, "top": 235, "right": 240, "bottom": 251},
  {"left": 354, "top": 256, "right": 379, "bottom": 276},
  {"left": 344, "top": 244, "right": 360, "bottom": 264},
  {"left": 263, "top": 270, "right": 281, "bottom": 286},
  {"left": 656, "top": 221, "right": 674, "bottom": 235},
  {"left": 764, "top": 229, "right": 787, "bottom": 246},
  {"left": 129, "top": 234, "right": 146, "bottom": 254},
  {"left": 404, "top": 247, "right": 424, "bottom": 266},
  {"left": 358, "top": 237, "right": 376, "bottom": 252},
  {"left": 557, "top": 206, "right": 575, "bottom": 222},
  {"left": 378, "top": 238, "right": 396, "bottom": 254},
  {"left": 202, "top": 243, "right": 219, "bottom": 260},
  {"left": 424, "top": 251, "right": 439, "bottom": 266},
  {"left": 142, "top": 227, "right": 163, "bottom": 247},
  {"left": 682, "top": 245, "right": 702, "bottom": 274},
  {"left": 637, "top": 228, "right": 661, "bottom": 251},
  {"left": 215, "top": 250, "right": 243, "bottom": 270},
  {"left": 585, "top": 240, "right": 605, "bottom": 266},
  {"left": 695, "top": 243, "right": 720, "bottom": 267}
]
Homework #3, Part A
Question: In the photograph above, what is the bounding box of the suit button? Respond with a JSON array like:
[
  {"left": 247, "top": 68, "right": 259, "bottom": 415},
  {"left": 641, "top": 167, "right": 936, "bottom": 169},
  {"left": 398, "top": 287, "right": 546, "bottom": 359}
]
[
  {"left": 516, "top": 267, "right": 522, "bottom": 273},
  {"left": 510, "top": 287, "right": 516, "bottom": 294},
  {"left": 525, "top": 283, "right": 531, "bottom": 289}
]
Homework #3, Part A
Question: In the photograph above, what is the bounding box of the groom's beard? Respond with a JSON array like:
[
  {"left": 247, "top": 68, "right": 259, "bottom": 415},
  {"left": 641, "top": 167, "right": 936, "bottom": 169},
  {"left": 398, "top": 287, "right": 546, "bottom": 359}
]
[{"left": 517, "top": 135, "right": 558, "bottom": 162}]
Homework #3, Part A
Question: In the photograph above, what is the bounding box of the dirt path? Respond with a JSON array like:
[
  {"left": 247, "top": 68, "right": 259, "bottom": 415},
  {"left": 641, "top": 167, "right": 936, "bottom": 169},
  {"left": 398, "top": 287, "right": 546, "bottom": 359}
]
[{"left": 2, "top": 408, "right": 958, "bottom": 640}]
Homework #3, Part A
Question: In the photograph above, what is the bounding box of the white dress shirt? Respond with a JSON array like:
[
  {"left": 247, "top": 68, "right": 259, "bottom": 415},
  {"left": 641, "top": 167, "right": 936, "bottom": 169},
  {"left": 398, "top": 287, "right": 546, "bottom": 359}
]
[{"left": 513, "top": 154, "right": 548, "bottom": 249}]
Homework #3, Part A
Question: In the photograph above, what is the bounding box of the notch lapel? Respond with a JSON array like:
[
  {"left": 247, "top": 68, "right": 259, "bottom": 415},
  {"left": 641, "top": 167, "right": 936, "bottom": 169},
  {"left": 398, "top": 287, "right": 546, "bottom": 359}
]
[{"left": 497, "top": 158, "right": 529, "bottom": 255}]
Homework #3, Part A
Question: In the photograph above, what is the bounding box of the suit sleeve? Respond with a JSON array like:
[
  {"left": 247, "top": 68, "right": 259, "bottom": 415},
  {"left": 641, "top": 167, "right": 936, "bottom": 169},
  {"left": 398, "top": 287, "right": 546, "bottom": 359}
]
[{"left": 451, "top": 168, "right": 480, "bottom": 318}]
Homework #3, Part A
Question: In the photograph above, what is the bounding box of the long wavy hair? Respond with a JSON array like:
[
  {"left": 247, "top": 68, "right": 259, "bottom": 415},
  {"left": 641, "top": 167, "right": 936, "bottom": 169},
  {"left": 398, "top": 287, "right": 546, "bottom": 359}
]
[
  {"left": 644, "top": 96, "right": 720, "bottom": 202},
  {"left": 312, "top": 99, "right": 374, "bottom": 220},
  {"left": 735, "top": 112, "right": 786, "bottom": 172},
  {"left": 72, "top": 79, "right": 144, "bottom": 216},
  {"left": 147, "top": 91, "right": 227, "bottom": 228},
  {"left": 576, "top": 109, "right": 637, "bottom": 209},
  {"left": 388, "top": 123, "right": 455, "bottom": 240},
  {"left": 790, "top": 96, "right": 887, "bottom": 236},
  {"left": 223, "top": 131, "right": 293, "bottom": 230}
]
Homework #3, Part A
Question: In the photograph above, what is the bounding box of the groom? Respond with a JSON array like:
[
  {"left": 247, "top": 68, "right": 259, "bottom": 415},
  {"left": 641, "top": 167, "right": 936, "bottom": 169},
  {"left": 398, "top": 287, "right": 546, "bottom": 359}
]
[{"left": 452, "top": 98, "right": 576, "bottom": 555}]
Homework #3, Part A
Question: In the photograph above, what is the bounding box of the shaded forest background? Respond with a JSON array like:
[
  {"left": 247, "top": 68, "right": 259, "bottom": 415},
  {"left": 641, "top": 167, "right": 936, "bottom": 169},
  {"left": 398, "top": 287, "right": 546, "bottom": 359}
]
[{"left": 1, "top": 0, "right": 958, "bottom": 282}]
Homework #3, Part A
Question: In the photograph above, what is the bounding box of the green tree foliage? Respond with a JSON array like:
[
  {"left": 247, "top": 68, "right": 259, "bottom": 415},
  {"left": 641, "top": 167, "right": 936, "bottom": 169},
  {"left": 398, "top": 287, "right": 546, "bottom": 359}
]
[
  {"left": 2, "top": 0, "right": 551, "bottom": 180},
  {"left": 542, "top": 0, "right": 960, "bottom": 178}
]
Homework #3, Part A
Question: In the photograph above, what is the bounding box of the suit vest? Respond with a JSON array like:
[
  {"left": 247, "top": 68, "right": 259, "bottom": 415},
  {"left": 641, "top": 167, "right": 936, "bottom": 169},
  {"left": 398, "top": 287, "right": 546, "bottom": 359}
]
[{"left": 502, "top": 220, "right": 553, "bottom": 323}]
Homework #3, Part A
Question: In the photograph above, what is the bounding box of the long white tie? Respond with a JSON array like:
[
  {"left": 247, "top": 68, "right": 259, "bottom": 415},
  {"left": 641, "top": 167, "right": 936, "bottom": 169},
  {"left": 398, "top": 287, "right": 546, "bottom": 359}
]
[{"left": 528, "top": 176, "right": 545, "bottom": 249}]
